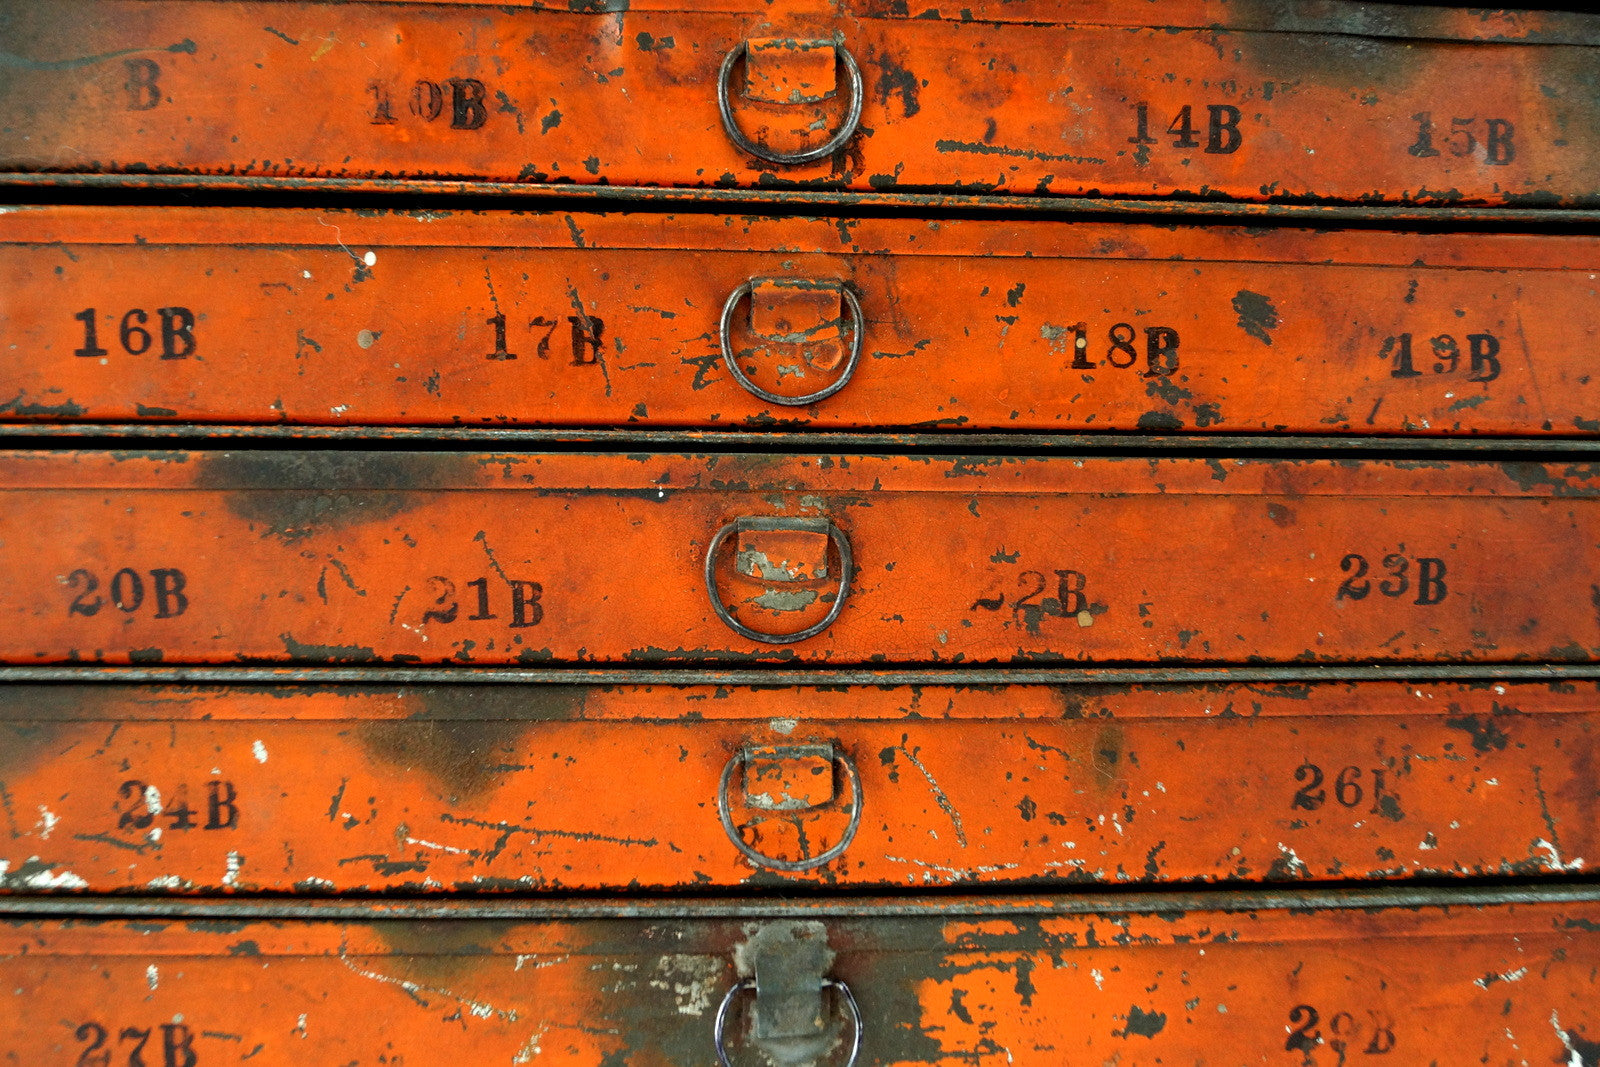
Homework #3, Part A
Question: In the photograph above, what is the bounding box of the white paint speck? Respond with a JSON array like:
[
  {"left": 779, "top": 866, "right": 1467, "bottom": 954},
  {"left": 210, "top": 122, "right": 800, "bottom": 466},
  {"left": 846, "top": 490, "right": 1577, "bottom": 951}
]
[
  {"left": 405, "top": 836, "right": 471, "bottom": 856},
  {"left": 768, "top": 718, "right": 798, "bottom": 735},
  {"left": 1474, "top": 967, "right": 1527, "bottom": 989},
  {"left": 1535, "top": 838, "right": 1585, "bottom": 872},
  {"left": 1275, "top": 843, "right": 1309, "bottom": 876},
  {"left": 222, "top": 851, "right": 243, "bottom": 887},
  {"left": 252, "top": 740, "right": 269, "bottom": 764},
  {"left": 330, "top": 405, "right": 348, "bottom": 416},
  {"left": 147, "top": 964, "right": 159, "bottom": 990},
  {"left": 1552, "top": 1009, "right": 1584, "bottom": 1066},
  {"left": 1091, "top": 968, "right": 1105, "bottom": 989},
  {"left": 35, "top": 807, "right": 58, "bottom": 840},
  {"left": 362, "top": 250, "right": 377, "bottom": 267},
  {"left": 10, "top": 860, "right": 88, "bottom": 889},
  {"left": 301, "top": 270, "right": 312, "bottom": 279},
  {"left": 143, "top": 785, "right": 163, "bottom": 815}
]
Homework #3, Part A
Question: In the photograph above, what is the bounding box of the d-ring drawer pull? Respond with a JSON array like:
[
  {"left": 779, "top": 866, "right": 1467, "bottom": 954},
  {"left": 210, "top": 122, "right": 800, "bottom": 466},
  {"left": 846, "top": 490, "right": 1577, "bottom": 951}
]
[
  {"left": 719, "top": 279, "right": 864, "bottom": 407},
  {"left": 704, "top": 516, "right": 853, "bottom": 644},
  {"left": 717, "top": 39, "right": 864, "bottom": 165},
  {"left": 714, "top": 978, "right": 862, "bottom": 1067},
  {"left": 717, "top": 742, "right": 863, "bottom": 871}
]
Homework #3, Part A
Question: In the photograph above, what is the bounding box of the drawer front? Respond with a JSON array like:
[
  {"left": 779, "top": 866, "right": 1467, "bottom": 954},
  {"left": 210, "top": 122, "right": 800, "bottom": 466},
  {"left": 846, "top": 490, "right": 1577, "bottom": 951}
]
[
  {"left": 3, "top": 895, "right": 1598, "bottom": 1064},
  {"left": 0, "top": 451, "right": 1596, "bottom": 665},
  {"left": 3, "top": 2, "right": 1598, "bottom": 206},
  {"left": 2, "top": 679, "right": 1596, "bottom": 893},
  {"left": 5, "top": 206, "right": 1598, "bottom": 435}
]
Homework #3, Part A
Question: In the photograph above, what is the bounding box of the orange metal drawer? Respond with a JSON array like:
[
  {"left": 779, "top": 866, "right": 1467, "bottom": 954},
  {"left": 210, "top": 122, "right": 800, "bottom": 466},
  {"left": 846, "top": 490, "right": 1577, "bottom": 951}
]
[
  {"left": 2, "top": 676, "right": 1597, "bottom": 894},
  {"left": 4, "top": 206, "right": 1599, "bottom": 436},
  {"left": 3, "top": 1, "right": 1599, "bottom": 206},
  {"left": 0, "top": 450, "right": 1596, "bottom": 665},
  {"left": 3, "top": 891, "right": 1598, "bottom": 1063}
]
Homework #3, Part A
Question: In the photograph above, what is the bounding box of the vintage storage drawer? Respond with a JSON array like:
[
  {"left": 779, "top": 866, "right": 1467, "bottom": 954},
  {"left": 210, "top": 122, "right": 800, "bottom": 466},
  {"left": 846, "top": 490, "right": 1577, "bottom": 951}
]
[
  {"left": 0, "top": 450, "right": 1596, "bottom": 665},
  {"left": 3, "top": 1, "right": 1599, "bottom": 207},
  {"left": 2, "top": 676, "right": 1597, "bottom": 894},
  {"left": 4, "top": 890, "right": 1599, "bottom": 1063},
  {"left": 5, "top": 206, "right": 1600, "bottom": 436}
]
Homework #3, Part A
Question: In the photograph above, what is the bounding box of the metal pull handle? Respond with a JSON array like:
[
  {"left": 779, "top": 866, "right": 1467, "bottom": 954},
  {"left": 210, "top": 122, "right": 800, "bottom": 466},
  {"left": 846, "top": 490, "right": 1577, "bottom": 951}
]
[
  {"left": 717, "top": 40, "right": 864, "bottom": 165},
  {"left": 715, "top": 978, "right": 862, "bottom": 1067},
  {"left": 720, "top": 280, "right": 864, "bottom": 407},
  {"left": 718, "top": 743, "right": 863, "bottom": 871},
  {"left": 704, "top": 516, "right": 853, "bottom": 644}
]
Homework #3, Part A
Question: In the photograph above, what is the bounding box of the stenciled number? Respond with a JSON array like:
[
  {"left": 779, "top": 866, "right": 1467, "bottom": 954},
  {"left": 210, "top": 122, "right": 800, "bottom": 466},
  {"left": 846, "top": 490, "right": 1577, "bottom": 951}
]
[
  {"left": 1057, "top": 321, "right": 1180, "bottom": 376},
  {"left": 74, "top": 1020, "right": 197, "bottom": 1067},
  {"left": 1291, "top": 763, "right": 1398, "bottom": 814},
  {"left": 1408, "top": 112, "right": 1514, "bottom": 165},
  {"left": 370, "top": 76, "right": 489, "bottom": 130},
  {"left": 483, "top": 313, "right": 603, "bottom": 365},
  {"left": 1285, "top": 1004, "right": 1396, "bottom": 1056},
  {"left": 1129, "top": 102, "right": 1243, "bottom": 154},
  {"left": 73, "top": 308, "right": 197, "bottom": 360},
  {"left": 971, "top": 568, "right": 1092, "bottom": 634},
  {"left": 117, "top": 780, "right": 239, "bottom": 833},
  {"left": 420, "top": 575, "right": 543, "bottom": 628},
  {"left": 1336, "top": 553, "right": 1447, "bottom": 606},
  {"left": 1380, "top": 332, "right": 1500, "bottom": 383},
  {"left": 65, "top": 567, "right": 189, "bottom": 618}
]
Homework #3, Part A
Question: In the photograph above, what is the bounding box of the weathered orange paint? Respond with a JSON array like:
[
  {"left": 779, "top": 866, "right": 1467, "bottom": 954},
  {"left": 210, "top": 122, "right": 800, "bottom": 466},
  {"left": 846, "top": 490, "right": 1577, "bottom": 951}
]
[
  {"left": 0, "top": 679, "right": 1594, "bottom": 893},
  {"left": 3, "top": 897, "right": 1598, "bottom": 1063},
  {"left": 0, "top": 450, "right": 1596, "bottom": 665},
  {"left": 2, "top": 1, "right": 1598, "bottom": 205},
  {"left": 4, "top": 206, "right": 1598, "bottom": 434}
]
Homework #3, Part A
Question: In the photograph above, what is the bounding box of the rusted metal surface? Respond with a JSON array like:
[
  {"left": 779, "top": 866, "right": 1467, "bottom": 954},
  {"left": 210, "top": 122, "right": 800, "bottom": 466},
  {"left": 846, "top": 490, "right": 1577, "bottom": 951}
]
[
  {"left": 3, "top": 1, "right": 1600, "bottom": 206},
  {"left": 0, "top": 449, "right": 1597, "bottom": 665},
  {"left": 4, "top": 894, "right": 1600, "bottom": 1063},
  {"left": 1, "top": 678, "right": 1597, "bottom": 893},
  {"left": 5, "top": 206, "right": 1600, "bottom": 435}
]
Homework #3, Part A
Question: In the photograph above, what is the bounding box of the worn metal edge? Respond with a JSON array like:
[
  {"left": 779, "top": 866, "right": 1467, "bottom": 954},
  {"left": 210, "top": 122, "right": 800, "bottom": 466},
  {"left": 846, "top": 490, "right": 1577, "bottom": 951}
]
[
  {"left": 2, "top": 884, "right": 1598, "bottom": 921},
  {"left": 1, "top": 425, "right": 1598, "bottom": 455},
  {"left": 2, "top": 665, "right": 1597, "bottom": 686},
  {"left": 5, "top": 173, "right": 1600, "bottom": 226}
]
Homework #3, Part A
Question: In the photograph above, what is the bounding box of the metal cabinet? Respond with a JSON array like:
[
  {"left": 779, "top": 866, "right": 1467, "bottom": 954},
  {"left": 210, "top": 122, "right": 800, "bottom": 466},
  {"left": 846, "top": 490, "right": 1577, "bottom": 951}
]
[{"left": 2, "top": 2, "right": 1598, "bottom": 1063}]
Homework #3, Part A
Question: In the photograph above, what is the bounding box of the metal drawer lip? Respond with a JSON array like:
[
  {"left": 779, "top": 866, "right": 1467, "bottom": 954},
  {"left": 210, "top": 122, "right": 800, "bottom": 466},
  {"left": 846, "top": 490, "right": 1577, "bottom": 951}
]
[
  {"left": 5, "top": 2, "right": 1600, "bottom": 206},
  {"left": 6, "top": 882, "right": 1600, "bottom": 919}
]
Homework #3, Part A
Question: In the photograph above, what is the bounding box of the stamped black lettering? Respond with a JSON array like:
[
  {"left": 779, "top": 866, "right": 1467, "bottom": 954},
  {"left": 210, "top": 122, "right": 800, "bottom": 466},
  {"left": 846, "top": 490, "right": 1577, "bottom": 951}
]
[
  {"left": 66, "top": 567, "right": 189, "bottom": 618},
  {"left": 370, "top": 73, "right": 494, "bottom": 130},
  {"left": 74, "top": 308, "right": 198, "bottom": 360},
  {"left": 1130, "top": 101, "right": 1244, "bottom": 154},
  {"left": 1380, "top": 330, "right": 1500, "bottom": 383},
  {"left": 124, "top": 58, "right": 161, "bottom": 111},
  {"left": 1408, "top": 112, "right": 1514, "bottom": 166},
  {"left": 1287, "top": 1003, "right": 1396, "bottom": 1058},
  {"left": 1337, "top": 552, "right": 1447, "bottom": 605},
  {"left": 972, "top": 565, "right": 1094, "bottom": 634},
  {"left": 1061, "top": 321, "right": 1181, "bottom": 375},
  {"left": 74, "top": 1020, "right": 199, "bottom": 1067},
  {"left": 414, "top": 575, "right": 543, "bottom": 629}
]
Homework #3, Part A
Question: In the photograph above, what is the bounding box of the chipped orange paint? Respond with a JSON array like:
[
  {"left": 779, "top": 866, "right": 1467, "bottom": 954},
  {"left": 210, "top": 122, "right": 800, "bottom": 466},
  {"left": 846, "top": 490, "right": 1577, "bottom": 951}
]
[
  {"left": 0, "top": 450, "right": 1597, "bottom": 665},
  {"left": 2, "top": 1, "right": 1599, "bottom": 205},
  {"left": 3, "top": 897, "right": 1599, "bottom": 1063},
  {"left": 4, "top": 206, "right": 1600, "bottom": 434},
  {"left": 0, "top": 679, "right": 1596, "bottom": 893}
]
